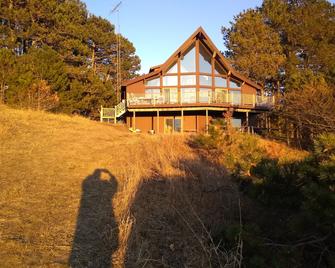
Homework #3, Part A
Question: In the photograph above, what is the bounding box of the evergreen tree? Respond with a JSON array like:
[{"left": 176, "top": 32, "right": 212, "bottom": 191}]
[
  {"left": 0, "top": 0, "right": 141, "bottom": 115},
  {"left": 0, "top": 48, "right": 15, "bottom": 103},
  {"left": 262, "top": 0, "right": 335, "bottom": 88},
  {"left": 222, "top": 0, "right": 335, "bottom": 145},
  {"left": 222, "top": 9, "right": 286, "bottom": 89}
]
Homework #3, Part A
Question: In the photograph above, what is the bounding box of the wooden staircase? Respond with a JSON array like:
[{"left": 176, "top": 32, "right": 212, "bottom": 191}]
[{"left": 100, "top": 101, "right": 126, "bottom": 123}]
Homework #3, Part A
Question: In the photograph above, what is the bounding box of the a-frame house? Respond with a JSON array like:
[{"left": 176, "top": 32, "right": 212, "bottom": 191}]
[{"left": 119, "top": 27, "right": 273, "bottom": 133}]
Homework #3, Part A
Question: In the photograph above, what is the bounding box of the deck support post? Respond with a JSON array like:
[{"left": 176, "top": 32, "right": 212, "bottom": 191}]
[
  {"left": 100, "top": 105, "right": 103, "bottom": 122},
  {"left": 246, "top": 111, "right": 249, "bottom": 133},
  {"left": 114, "top": 106, "right": 117, "bottom": 125},
  {"left": 157, "top": 110, "right": 160, "bottom": 134},
  {"left": 206, "top": 109, "right": 209, "bottom": 134},
  {"left": 181, "top": 109, "right": 184, "bottom": 133},
  {"left": 133, "top": 111, "right": 136, "bottom": 130}
]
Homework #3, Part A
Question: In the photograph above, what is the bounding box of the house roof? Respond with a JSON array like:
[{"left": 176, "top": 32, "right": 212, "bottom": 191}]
[{"left": 123, "top": 27, "right": 262, "bottom": 90}]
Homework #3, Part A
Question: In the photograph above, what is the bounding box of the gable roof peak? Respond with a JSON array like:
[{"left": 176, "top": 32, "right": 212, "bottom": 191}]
[{"left": 123, "top": 27, "right": 262, "bottom": 90}]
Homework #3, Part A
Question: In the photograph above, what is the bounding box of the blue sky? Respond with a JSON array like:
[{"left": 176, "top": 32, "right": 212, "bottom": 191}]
[{"left": 82, "top": 0, "right": 263, "bottom": 74}]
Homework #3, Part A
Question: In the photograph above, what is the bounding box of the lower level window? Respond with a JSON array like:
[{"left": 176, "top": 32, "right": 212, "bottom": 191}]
[
  {"left": 231, "top": 118, "right": 242, "bottom": 128},
  {"left": 164, "top": 118, "right": 181, "bottom": 133}
]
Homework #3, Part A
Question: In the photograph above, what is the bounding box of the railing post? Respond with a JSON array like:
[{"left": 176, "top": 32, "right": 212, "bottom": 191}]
[
  {"left": 114, "top": 106, "right": 117, "bottom": 124},
  {"left": 157, "top": 110, "right": 160, "bottom": 134},
  {"left": 133, "top": 111, "right": 136, "bottom": 130},
  {"left": 181, "top": 109, "right": 184, "bottom": 134},
  {"left": 100, "top": 105, "right": 103, "bottom": 122},
  {"left": 180, "top": 89, "right": 183, "bottom": 105},
  {"left": 206, "top": 109, "right": 209, "bottom": 134}
]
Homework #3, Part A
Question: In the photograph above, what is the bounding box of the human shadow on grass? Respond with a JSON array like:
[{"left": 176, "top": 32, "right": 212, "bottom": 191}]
[
  {"left": 124, "top": 158, "right": 239, "bottom": 268},
  {"left": 69, "top": 169, "right": 118, "bottom": 268}
]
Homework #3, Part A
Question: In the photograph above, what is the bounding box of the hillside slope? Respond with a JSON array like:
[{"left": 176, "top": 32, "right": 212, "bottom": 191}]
[
  {"left": 0, "top": 106, "right": 240, "bottom": 267},
  {"left": 0, "top": 106, "right": 307, "bottom": 267}
]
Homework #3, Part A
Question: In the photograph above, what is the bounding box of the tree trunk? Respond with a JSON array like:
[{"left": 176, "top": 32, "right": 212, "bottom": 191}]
[
  {"left": 92, "top": 46, "right": 96, "bottom": 75},
  {"left": 0, "top": 82, "right": 4, "bottom": 104}
]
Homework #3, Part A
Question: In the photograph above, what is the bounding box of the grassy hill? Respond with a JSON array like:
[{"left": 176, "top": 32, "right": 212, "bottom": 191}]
[{"left": 0, "top": 106, "right": 306, "bottom": 267}]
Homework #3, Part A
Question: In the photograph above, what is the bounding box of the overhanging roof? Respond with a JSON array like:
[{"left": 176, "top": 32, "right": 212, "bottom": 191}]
[{"left": 123, "top": 27, "right": 262, "bottom": 90}]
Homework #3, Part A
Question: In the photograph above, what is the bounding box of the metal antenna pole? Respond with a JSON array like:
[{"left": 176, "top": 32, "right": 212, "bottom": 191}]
[{"left": 111, "top": 1, "right": 122, "bottom": 103}]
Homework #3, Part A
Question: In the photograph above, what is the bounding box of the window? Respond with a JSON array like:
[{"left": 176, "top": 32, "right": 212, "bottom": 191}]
[
  {"left": 214, "top": 62, "right": 227, "bottom": 75},
  {"left": 164, "top": 118, "right": 181, "bottom": 133},
  {"left": 199, "top": 44, "right": 212, "bottom": 73},
  {"left": 145, "top": 77, "right": 160, "bottom": 87},
  {"left": 167, "top": 62, "right": 178, "bottom": 74},
  {"left": 181, "top": 75, "right": 196, "bottom": 85},
  {"left": 163, "top": 75, "right": 178, "bottom": 86},
  {"left": 180, "top": 45, "right": 196, "bottom": 72},
  {"left": 200, "top": 75, "right": 212, "bottom": 86},
  {"left": 215, "top": 77, "right": 227, "bottom": 87},
  {"left": 174, "top": 118, "right": 181, "bottom": 132},
  {"left": 199, "top": 88, "right": 211, "bottom": 103},
  {"left": 230, "top": 90, "right": 241, "bottom": 105},
  {"left": 230, "top": 80, "right": 241, "bottom": 88},
  {"left": 163, "top": 88, "right": 178, "bottom": 104},
  {"left": 181, "top": 88, "right": 196, "bottom": 103},
  {"left": 145, "top": 89, "right": 160, "bottom": 98},
  {"left": 215, "top": 88, "right": 228, "bottom": 103},
  {"left": 231, "top": 118, "right": 242, "bottom": 128}
]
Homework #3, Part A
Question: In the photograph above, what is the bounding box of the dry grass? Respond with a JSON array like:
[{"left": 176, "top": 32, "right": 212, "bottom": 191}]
[
  {"left": 258, "top": 138, "right": 308, "bottom": 163},
  {"left": 0, "top": 105, "right": 307, "bottom": 267},
  {"left": 0, "top": 105, "right": 240, "bottom": 267}
]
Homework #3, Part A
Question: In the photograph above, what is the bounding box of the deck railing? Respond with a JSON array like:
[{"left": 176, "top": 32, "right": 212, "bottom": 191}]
[
  {"left": 115, "top": 101, "right": 126, "bottom": 117},
  {"left": 126, "top": 92, "right": 274, "bottom": 108}
]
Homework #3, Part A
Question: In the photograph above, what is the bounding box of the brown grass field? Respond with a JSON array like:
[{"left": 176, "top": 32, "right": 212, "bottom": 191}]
[{"left": 0, "top": 105, "right": 306, "bottom": 267}]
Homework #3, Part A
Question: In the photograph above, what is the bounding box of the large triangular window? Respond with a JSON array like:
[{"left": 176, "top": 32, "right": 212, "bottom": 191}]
[
  {"left": 199, "top": 43, "right": 212, "bottom": 73},
  {"left": 214, "top": 61, "right": 227, "bottom": 75},
  {"left": 180, "top": 44, "right": 196, "bottom": 73},
  {"left": 167, "top": 62, "right": 178, "bottom": 74}
]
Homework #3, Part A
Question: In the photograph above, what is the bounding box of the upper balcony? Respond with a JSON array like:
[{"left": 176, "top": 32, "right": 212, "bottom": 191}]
[{"left": 126, "top": 90, "right": 274, "bottom": 110}]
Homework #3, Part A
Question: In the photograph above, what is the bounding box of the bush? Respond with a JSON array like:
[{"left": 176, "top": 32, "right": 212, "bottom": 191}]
[
  {"left": 244, "top": 133, "right": 335, "bottom": 266},
  {"left": 195, "top": 119, "right": 335, "bottom": 266},
  {"left": 194, "top": 117, "right": 265, "bottom": 177}
]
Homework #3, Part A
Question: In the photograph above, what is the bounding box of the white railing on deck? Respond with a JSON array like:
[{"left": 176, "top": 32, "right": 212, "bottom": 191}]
[
  {"left": 100, "top": 101, "right": 126, "bottom": 123},
  {"left": 127, "top": 92, "right": 274, "bottom": 108},
  {"left": 115, "top": 101, "right": 126, "bottom": 117}
]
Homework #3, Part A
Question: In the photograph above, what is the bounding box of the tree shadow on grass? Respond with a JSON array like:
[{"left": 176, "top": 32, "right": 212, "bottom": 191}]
[{"left": 69, "top": 169, "right": 118, "bottom": 267}]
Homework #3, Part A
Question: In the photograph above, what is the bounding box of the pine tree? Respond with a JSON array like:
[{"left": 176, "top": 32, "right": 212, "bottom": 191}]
[
  {"left": 0, "top": 49, "right": 15, "bottom": 103},
  {"left": 262, "top": 0, "right": 335, "bottom": 88},
  {"left": 222, "top": 0, "right": 335, "bottom": 145},
  {"left": 0, "top": 0, "right": 141, "bottom": 115},
  {"left": 222, "top": 9, "right": 285, "bottom": 89}
]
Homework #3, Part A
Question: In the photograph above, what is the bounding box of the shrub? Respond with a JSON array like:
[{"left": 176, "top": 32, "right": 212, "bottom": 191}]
[
  {"left": 245, "top": 133, "right": 335, "bottom": 266},
  {"left": 194, "top": 116, "right": 265, "bottom": 176},
  {"left": 195, "top": 119, "right": 335, "bottom": 266}
]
